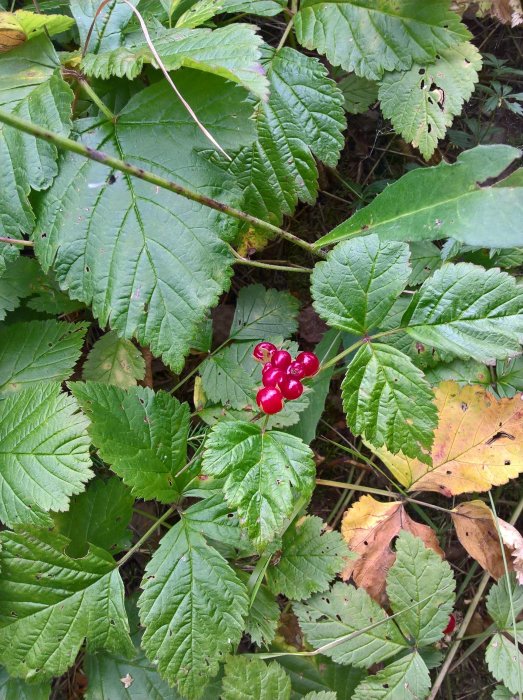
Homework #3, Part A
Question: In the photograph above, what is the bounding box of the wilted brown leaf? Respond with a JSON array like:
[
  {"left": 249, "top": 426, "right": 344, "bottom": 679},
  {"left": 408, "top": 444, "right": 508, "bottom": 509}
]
[
  {"left": 341, "top": 495, "right": 443, "bottom": 603},
  {"left": 369, "top": 382, "right": 523, "bottom": 496},
  {"left": 451, "top": 500, "right": 523, "bottom": 582},
  {"left": 0, "top": 13, "right": 26, "bottom": 53}
]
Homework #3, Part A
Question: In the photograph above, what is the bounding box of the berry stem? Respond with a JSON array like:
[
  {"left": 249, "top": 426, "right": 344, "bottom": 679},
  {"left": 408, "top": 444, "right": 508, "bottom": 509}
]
[{"left": 319, "top": 329, "right": 400, "bottom": 372}]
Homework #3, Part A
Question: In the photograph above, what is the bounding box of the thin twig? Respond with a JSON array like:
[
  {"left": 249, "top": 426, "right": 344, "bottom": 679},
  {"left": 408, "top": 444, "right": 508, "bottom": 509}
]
[{"left": 0, "top": 237, "right": 34, "bottom": 248}]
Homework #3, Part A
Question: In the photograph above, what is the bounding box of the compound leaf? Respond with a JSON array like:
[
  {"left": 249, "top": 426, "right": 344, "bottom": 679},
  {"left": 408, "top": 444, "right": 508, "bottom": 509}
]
[
  {"left": 70, "top": 382, "right": 190, "bottom": 503},
  {"left": 0, "top": 529, "right": 133, "bottom": 681},
  {"left": 202, "top": 421, "right": 316, "bottom": 548},
  {"left": 0, "top": 382, "right": 91, "bottom": 528}
]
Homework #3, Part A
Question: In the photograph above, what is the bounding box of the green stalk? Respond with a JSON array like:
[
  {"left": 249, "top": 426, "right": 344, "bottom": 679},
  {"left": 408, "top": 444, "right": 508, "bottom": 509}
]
[{"left": 0, "top": 108, "right": 320, "bottom": 257}]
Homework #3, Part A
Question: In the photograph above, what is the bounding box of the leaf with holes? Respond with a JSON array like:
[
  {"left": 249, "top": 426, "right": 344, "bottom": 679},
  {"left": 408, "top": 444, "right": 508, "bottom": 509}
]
[
  {"left": 70, "top": 382, "right": 190, "bottom": 502},
  {"left": 202, "top": 421, "right": 316, "bottom": 548}
]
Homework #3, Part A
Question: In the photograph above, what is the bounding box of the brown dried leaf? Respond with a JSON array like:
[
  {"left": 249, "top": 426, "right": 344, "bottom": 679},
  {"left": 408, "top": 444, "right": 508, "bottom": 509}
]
[
  {"left": 0, "top": 13, "right": 25, "bottom": 53},
  {"left": 369, "top": 382, "right": 523, "bottom": 496},
  {"left": 341, "top": 495, "right": 443, "bottom": 603},
  {"left": 451, "top": 500, "right": 523, "bottom": 582}
]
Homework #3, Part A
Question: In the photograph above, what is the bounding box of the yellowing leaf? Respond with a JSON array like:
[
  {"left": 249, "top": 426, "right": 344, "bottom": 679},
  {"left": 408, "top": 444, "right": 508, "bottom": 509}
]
[
  {"left": 451, "top": 500, "right": 523, "bottom": 583},
  {"left": 0, "top": 10, "right": 74, "bottom": 52},
  {"left": 368, "top": 382, "right": 523, "bottom": 496},
  {"left": 0, "top": 13, "right": 25, "bottom": 53},
  {"left": 341, "top": 495, "right": 443, "bottom": 603}
]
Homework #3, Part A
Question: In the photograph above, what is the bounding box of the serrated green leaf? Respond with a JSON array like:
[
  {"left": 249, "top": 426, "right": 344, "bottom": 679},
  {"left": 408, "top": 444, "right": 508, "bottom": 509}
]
[
  {"left": 82, "top": 24, "right": 268, "bottom": 99},
  {"left": 35, "top": 72, "right": 255, "bottom": 373},
  {"left": 317, "top": 145, "right": 523, "bottom": 248},
  {"left": 240, "top": 577, "right": 279, "bottom": 647},
  {"left": 0, "top": 257, "right": 37, "bottom": 320},
  {"left": 339, "top": 73, "right": 378, "bottom": 114},
  {"left": 0, "top": 529, "right": 133, "bottom": 681},
  {"left": 492, "top": 685, "right": 518, "bottom": 700},
  {"left": 311, "top": 235, "right": 411, "bottom": 334},
  {"left": 294, "top": 582, "right": 407, "bottom": 668},
  {"left": 387, "top": 532, "right": 455, "bottom": 646},
  {"left": 71, "top": 0, "right": 134, "bottom": 52},
  {"left": 303, "top": 693, "right": 336, "bottom": 700},
  {"left": 222, "top": 656, "right": 291, "bottom": 700},
  {"left": 0, "top": 667, "right": 50, "bottom": 700},
  {"left": 342, "top": 343, "right": 437, "bottom": 462},
  {"left": 352, "top": 651, "right": 431, "bottom": 700},
  {"left": 54, "top": 476, "right": 134, "bottom": 556},
  {"left": 486, "top": 634, "right": 523, "bottom": 695},
  {"left": 230, "top": 284, "right": 300, "bottom": 341},
  {"left": 0, "top": 320, "right": 87, "bottom": 394},
  {"left": 0, "top": 243, "right": 19, "bottom": 277},
  {"left": 200, "top": 343, "right": 259, "bottom": 410},
  {"left": 5, "top": 9, "right": 74, "bottom": 39},
  {"left": 138, "top": 517, "right": 249, "bottom": 699},
  {"left": 70, "top": 382, "right": 190, "bottom": 502},
  {"left": 202, "top": 422, "right": 316, "bottom": 548},
  {"left": 277, "top": 654, "right": 366, "bottom": 700},
  {"left": 424, "top": 358, "right": 490, "bottom": 386},
  {"left": 227, "top": 46, "right": 345, "bottom": 224},
  {"left": 496, "top": 357, "right": 523, "bottom": 398},
  {"left": 183, "top": 491, "right": 251, "bottom": 552},
  {"left": 487, "top": 574, "right": 523, "bottom": 631},
  {"left": 266, "top": 515, "right": 349, "bottom": 600},
  {"left": 402, "top": 263, "right": 523, "bottom": 363},
  {"left": 408, "top": 241, "right": 442, "bottom": 286},
  {"left": 222, "top": 0, "right": 286, "bottom": 15},
  {"left": 0, "top": 382, "right": 91, "bottom": 527},
  {"left": 83, "top": 331, "right": 145, "bottom": 389},
  {"left": 0, "top": 36, "right": 72, "bottom": 236},
  {"left": 379, "top": 42, "right": 481, "bottom": 159},
  {"left": 295, "top": 0, "right": 470, "bottom": 81},
  {"left": 26, "top": 268, "right": 85, "bottom": 315}
]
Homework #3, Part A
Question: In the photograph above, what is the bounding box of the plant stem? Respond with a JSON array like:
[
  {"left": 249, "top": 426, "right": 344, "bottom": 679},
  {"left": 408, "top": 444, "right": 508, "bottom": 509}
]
[
  {"left": 77, "top": 77, "right": 116, "bottom": 123},
  {"left": 428, "top": 493, "right": 523, "bottom": 700},
  {"left": 319, "top": 330, "right": 399, "bottom": 372},
  {"left": 315, "top": 478, "right": 399, "bottom": 499},
  {"left": 228, "top": 245, "right": 311, "bottom": 273},
  {"left": 117, "top": 505, "right": 176, "bottom": 567},
  {"left": 0, "top": 107, "right": 320, "bottom": 258},
  {"left": 0, "top": 237, "right": 34, "bottom": 248}
]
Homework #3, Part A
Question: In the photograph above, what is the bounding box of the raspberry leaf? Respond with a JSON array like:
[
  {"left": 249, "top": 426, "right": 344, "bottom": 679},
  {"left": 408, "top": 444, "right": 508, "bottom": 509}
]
[
  {"left": 351, "top": 652, "right": 431, "bottom": 700},
  {"left": 222, "top": 656, "right": 291, "bottom": 700},
  {"left": 82, "top": 331, "right": 146, "bottom": 389}
]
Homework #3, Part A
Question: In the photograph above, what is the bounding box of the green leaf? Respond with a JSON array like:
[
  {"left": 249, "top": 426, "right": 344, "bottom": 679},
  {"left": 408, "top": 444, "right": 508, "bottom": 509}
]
[
  {"left": 387, "top": 532, "right": 455, "bottom": 646},
  {"left": 222, "top": 0, "right": 286, "bottom": 16},
  {"left": 227, "top": 47, "right": 345, "bottom": 224},
  {"left": 0, "top": 529, "right": 133, "bottom": 681},
  {"left": 82, "top": 24, "right": 268, "bottom": 99},
  {"left": 230, "top": 284, "right": 300, "bottom": 341},
  {"left": 294, "top": 582, "right": 407, "bottom": 668},
  {"left": 83, "top": 331, "right": 146, "bottom": 388},
  {"left": 402, "top": 263, "right": 523, "bottom": 363},
  {"left": 6, "top": 9, "right": 74, "bottom": 39},
  {"left": 339, "top": 73, "right": 378, "bottom": 114},
  {"left": 408, "top": 241, "right": 442, "bottom": 286},
  {"left": 342, "top": 343, "right": 437, "bottom": 462},
  {"left": 0, "top": 320, "right": 87, "bottom": 394},
  {"left": 487, "top": 574, "right": 523, "bottom": 631},
  {"left": 379, "top": 42, "right": 481, "bottom": 159},
  {"left": 0, "top": 667, "right": 50, "bottom": 700},
  {"left": 295, "top": 0, "right": 470, "bottom": 81},
  {"left": 492, "top": 685, "right": 518, "bottom": 700},
  {"left": 0, "top": 243, "right": 19, "bottom": 277},
  {"left": 303, "top": 693, "right": 337, "bottom": 700},
  {"left": 53, "top": 476, "right": 134, "bottom": 556},
  {"left": 26, "top": 268, "right": 85, "bottom": 316},
  {"left": 496, "top": 357, "right": 523, "bottom": 398},
  {"left": 241, "top": 579, "right": 279, "bottom": 647},
  {"left": 424, "top": 358, "right": 490, "bottom": 387},
  {"left": 0, "top": 382, "right": 91, "bottom": 528},
  {"left": 266, "top": 515, "right": 349, "bottom": 600},
  {"left": 71, "top": 0, "right": 133, "bottom": 52},
  {"left": 35, "top": 72, "right": 255, "bottom": 373},
  {"left": 70, "top": 382, "right": 190, "bottom": 502},
  {"left": 311, "top": 235, "right": 411, "bottom": 334},
  {"left": 276, "top": 654, "right": 365, "bottom": 700},
  {"left": 486, "top": 634, "right": 523, "bottom": 695},
  {"left": 317, "top": 145, "right": 523, "bottom": 248},
  {"left": 0, "top": 257, "right": 37, "bottom": 320},
  {"left": 352, "top": 652, "right": 431, "bottom": 700},
  {"left": 182, "top": 490, "right": 251, "bottom": 552},
  {"left": 0, "top": 36, "right": 72, "bottom": 236},
  {"left": 138, "top": 516, "right": 249, "bottom": 699},
  {"left": 202, "top": 422, "right": 316, "bottom": 548},
  {"left": 222, "top": 656, "right": 291, "bottom": 700},
  {"left": 200, "top": 342, "right": 259, "bottom": 410}
]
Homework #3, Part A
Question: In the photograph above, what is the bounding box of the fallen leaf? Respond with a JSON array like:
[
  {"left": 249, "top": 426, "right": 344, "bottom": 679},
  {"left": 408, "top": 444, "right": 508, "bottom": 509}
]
[
  {"left": 341, "top": 495, "right": 444, "bottom": 603},
  {"left": 451, "top": 500, "right": 523, "bottom": 582},
  {"left": 368, "top": 382, "right": 523, "bottom": 496}
]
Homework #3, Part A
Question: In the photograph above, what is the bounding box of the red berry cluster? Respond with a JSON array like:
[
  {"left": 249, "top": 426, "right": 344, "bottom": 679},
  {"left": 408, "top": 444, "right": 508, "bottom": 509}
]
[{"left": 252, "top": 342, "right": 320, "bottom": 414}]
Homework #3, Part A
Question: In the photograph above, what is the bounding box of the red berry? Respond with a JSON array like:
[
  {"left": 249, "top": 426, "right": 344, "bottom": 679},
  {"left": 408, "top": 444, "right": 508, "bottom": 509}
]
[
  {"left": 253, "top": 342, "right": 277, "bottom": 363},
  {"left": 443, "top": 614, "right": 456, "bottom": 635},
  {"left": 256, "top": 387, "right": 284, "bottom": 414},
  {"left": 296, "top": 351, "right": 320, "bottom": 377},
  {"left": 280, "top": 376, "right": 304, "bottom": 400},
  {"left": 262, "top": 366, "right": 284, "bottom": 388},
  {"left": 287, "top": 361, "right": 306, "bottom": 379},
  {"left": 271, "top": 349, "right": 292, "bottom": 370}
]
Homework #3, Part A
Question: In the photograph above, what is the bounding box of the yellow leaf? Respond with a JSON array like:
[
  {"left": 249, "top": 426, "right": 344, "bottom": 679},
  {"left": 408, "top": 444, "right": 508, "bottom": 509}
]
[
  {"left": 341, "top": 495, "right": 443, "bottom": 603},
  {"left": 451, "top": 500, "right": 523, "bottom": 582},
  {"left": 368, "top": 382, "right": 523, "bottom": 496},
  {"left": 0, "top": 13, "right": 26, "bottom": 54}
]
